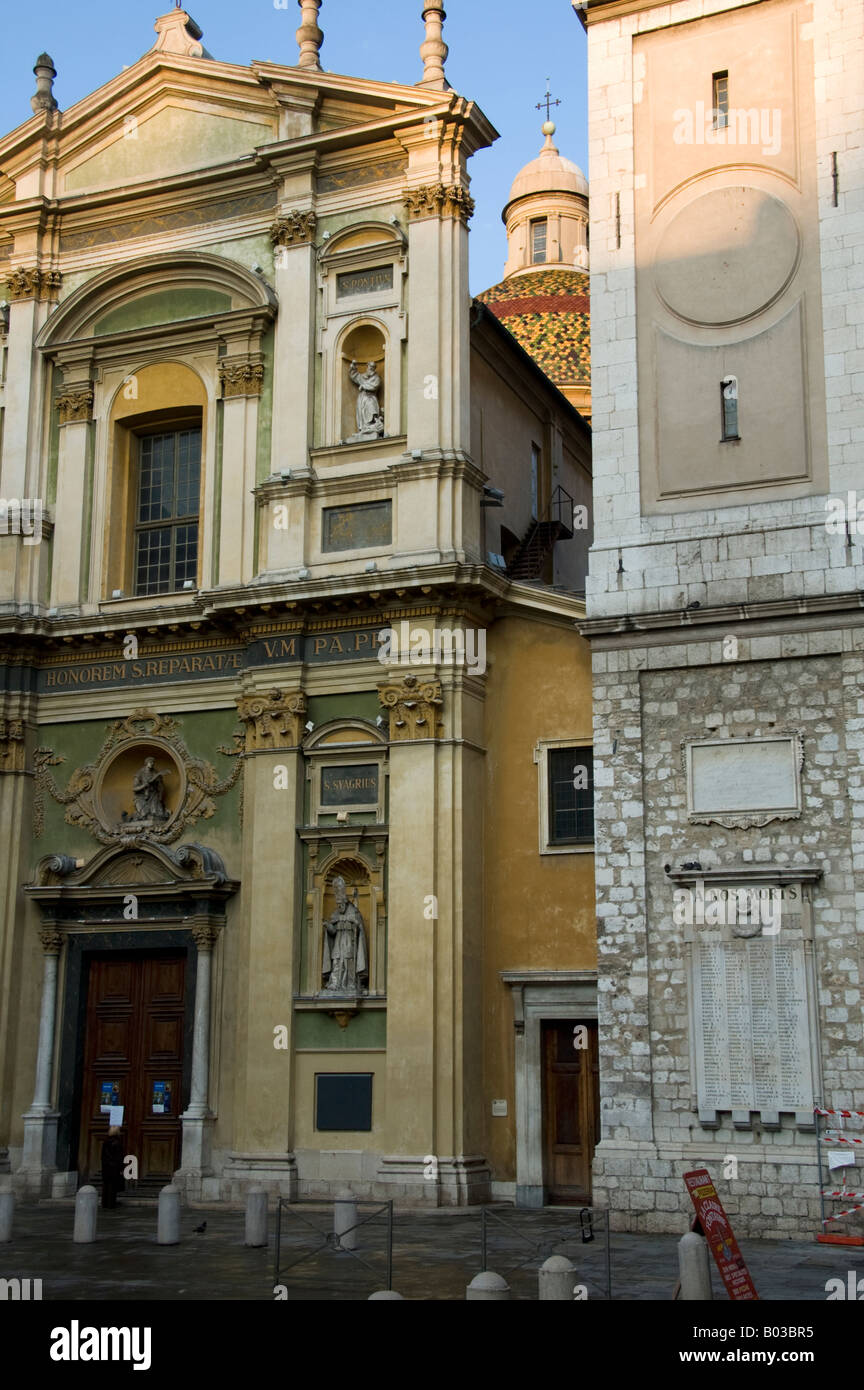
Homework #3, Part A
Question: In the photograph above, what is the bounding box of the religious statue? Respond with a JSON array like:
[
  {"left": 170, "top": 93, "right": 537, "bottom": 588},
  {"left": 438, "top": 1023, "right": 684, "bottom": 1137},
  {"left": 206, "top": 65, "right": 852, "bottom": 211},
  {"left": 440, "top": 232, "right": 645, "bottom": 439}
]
[
  {"left": 348, "top": 359, "right": 385, "bottom": 440},
  {"left": 322, "top": 876, "right": 368, "bottom": 995},
  {"left": 130, "top": 756, "right": 170, "bottom": 823}
]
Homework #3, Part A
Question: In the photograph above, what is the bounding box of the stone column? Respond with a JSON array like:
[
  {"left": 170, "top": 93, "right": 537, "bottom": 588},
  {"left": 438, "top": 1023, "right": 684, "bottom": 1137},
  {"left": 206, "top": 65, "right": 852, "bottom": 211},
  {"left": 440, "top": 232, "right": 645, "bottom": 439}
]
[
  {"left": 269, "top": 209, "right": 317, "bottom": 471},
  {"left": 176, "top": 921, "right": 219, "bottom": 1194},
  {"left": 216, "top": 341, "right": 263, "bottom": 587},
  {"left": 50, "top": 377, "right": 93, "bottom": 609},
  {"left": 226, "top": 688, "right": 307, "bottom": 1199},
  {"left": 17, "top": 928, "right": 63, "bottom": 1195}
]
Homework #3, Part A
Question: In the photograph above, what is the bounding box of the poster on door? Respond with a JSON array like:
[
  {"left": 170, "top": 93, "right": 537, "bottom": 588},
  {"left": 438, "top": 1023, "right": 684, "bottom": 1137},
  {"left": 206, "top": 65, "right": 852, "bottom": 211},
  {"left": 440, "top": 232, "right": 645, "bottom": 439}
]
[
  {"left": 100, "top": 1081, "right": 120, "bottom": 1114},
  {"left": 151, "top": 1081, "right": 173, "bottom": 1114}
]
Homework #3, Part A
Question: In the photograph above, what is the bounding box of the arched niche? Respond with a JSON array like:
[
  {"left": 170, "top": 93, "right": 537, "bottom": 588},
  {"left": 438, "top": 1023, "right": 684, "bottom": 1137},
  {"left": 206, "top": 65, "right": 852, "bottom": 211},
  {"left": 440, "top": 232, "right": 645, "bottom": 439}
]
[
  {"left": 341, "top": 321, "right": 387, "bottom": 442},
  {"left": 303, "top": 847, "right": 387, "bottom": 1000}
]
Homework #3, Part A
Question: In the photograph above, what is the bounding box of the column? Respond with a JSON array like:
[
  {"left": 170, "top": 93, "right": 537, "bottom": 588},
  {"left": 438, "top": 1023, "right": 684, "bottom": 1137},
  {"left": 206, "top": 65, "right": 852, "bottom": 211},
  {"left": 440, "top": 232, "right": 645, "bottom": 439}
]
[
  {"left": 17, "top": 928, "right": 63, "bottom": 1194},
  {"left": 50, "top": 376, "right": 93, "bottom": 609},
  {"left": 216, "top": 331, "right": 264, "bottom": 588},
  {"left": 177, "top": 921, "right": 219, "bottom": 1191}
]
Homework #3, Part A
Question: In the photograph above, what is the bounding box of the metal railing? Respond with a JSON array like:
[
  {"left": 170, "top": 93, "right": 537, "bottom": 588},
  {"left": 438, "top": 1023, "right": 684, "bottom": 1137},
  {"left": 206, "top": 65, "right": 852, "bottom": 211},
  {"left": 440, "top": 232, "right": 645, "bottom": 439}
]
[
  {"left": 273, "top": 1198, "right": 393, "bottom": 1297},
  {"left": 480, "top": 1204, "right": 612, "bottom": 1299}
]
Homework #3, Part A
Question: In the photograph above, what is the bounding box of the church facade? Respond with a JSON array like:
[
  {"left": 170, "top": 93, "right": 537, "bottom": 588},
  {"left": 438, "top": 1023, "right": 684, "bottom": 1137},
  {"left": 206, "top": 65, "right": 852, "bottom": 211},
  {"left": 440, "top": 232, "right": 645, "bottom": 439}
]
[
  {"left": 0, "top": 5, "right": 600, "bottom": 1208},
  {"left": 580, "top": 0, "right": 864, "bottom": 1236}
]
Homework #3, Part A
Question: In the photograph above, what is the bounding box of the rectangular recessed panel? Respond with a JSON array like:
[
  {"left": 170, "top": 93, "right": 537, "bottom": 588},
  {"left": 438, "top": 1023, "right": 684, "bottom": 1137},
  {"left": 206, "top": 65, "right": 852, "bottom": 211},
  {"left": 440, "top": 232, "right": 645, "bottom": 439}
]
[
  {"left": 320, "top": 764, "right": 379, "bottom": 806},
  {"left": 315, "top": 1074, "right": 373, "bottom": 1132},
  {"left": 322, "top": 500, "right": 391, "bottom": 552},
  {"left": 336, "top": 266, "right": 393, "bottom": 298}
]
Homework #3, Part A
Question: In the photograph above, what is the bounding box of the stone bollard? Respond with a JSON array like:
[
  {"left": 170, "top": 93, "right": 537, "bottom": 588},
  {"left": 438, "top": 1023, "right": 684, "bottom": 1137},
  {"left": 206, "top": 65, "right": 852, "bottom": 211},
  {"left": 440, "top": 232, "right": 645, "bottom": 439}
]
[
  {"left": 539, "top": 1254, "right": 577, "bottom": 1300},
  {"left": 157, "top": 1184, "right": 181, "bottom": 1246},
  {"left": 678, "top": 1231, "right": 713, "bottom": 1300},
  {"left": 73, "top": 1185, "right": 98, "bottom": 1244},
  {"left": 333, "top": 1188, "right": 357, "bottom": 1252},
  {"left": 245, "top": 1187, "right": 268, "bottom": 1248},
  {"left": 0, "top": 1191, "right": 14, "bottom": 1242},
  {"left": 466, "top": 1270, "right": 511, "bottom": 1301},
  {"left": 368, "top": 1290, "right": 405, "bottom": 1299}
]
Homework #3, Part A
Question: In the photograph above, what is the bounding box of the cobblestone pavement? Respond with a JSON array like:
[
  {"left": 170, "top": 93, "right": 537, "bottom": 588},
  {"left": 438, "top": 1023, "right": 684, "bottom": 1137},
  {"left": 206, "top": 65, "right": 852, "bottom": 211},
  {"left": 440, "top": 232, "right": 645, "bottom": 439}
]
[{"left": 2, "top": 1202, "right": 860, "bottom": 1301}]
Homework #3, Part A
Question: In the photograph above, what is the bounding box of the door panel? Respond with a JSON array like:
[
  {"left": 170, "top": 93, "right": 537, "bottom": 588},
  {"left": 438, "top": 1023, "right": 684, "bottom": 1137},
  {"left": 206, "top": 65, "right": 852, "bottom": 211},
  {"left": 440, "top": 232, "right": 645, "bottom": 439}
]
[
  {"left": 542, "top": 1020, "right": 600, "bottom": 1204},
  {"left": 78, "top": 952, "right": 186, "bottom": 1186}
]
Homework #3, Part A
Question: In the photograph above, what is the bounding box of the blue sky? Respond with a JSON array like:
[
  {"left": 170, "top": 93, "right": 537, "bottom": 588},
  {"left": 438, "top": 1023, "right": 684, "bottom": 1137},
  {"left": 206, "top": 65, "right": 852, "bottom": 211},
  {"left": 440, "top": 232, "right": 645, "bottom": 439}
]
[{"left": 0, "top": 0, "right": 588, "bottom": 294}]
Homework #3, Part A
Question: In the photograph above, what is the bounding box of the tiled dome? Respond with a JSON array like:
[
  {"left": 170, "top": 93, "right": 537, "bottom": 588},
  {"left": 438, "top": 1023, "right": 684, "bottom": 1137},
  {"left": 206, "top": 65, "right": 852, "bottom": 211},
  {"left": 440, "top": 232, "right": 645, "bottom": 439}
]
[{"left": 477, "top": 268, "right": 590, "bottom": 390}]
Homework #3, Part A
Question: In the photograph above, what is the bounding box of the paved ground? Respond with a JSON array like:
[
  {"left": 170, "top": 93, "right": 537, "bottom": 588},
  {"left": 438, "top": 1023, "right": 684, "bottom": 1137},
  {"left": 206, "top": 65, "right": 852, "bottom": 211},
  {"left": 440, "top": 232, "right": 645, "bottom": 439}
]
[{"left": 2, "top": 1201, "right": 861, "bottom": 1300}]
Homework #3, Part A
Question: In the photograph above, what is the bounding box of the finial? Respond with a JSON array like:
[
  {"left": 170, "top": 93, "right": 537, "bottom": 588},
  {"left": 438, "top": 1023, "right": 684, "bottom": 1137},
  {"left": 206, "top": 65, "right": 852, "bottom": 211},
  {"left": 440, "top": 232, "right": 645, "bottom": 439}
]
[
  {"left": 31, "top": 53, "right": 58, "bottom": 115},
  {"left": 296, "top": 0, "right": 323, "bottom": 70},
  {"left": 536, "top": 80, "right": 561, "bottom": 151},
  {"left": 419, "top": 3, "right": 449, "bottom": 90}
]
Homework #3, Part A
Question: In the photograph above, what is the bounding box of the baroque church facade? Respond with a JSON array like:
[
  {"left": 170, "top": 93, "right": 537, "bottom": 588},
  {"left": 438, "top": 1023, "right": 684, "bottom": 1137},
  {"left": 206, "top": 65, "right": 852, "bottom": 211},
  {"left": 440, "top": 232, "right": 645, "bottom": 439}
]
[
  {"left": 0, "top": 5, "right": 603, "bottom": 1208},
  {"left": 581, "top": 0, "right": 864, "bottom": 1236}
]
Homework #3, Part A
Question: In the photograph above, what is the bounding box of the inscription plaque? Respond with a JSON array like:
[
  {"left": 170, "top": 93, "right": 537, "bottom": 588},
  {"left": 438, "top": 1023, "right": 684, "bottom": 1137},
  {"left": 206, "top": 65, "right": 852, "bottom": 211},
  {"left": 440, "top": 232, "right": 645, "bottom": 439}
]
[
  {"left": 336, "top": 266, "right": 394, "bottom": 298},
  {"left": 321, "top": 764, "right": 379, "bottom": 807},
  {"left": 685, "top": 733, "right": 802, "bottom": 828},
  {"left": 694, "top": 936, "right": 814, "bottom": 1117},
  {"left": 322, "top": 500, "right": 392, "bottom": 552}
]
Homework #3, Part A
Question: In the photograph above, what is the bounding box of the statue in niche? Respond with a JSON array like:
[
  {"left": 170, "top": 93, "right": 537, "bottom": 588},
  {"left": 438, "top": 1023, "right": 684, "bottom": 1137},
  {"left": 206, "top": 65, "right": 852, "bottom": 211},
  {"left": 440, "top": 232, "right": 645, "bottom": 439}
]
[
  {"left": 128, "top": 756, "right": 170, "bottom": 824},
  {"left": 321, "top": 876, "right": 368, "bottom": 995},
  {"left": 348, "top": 359, "right": 385, "bottom": 440}
]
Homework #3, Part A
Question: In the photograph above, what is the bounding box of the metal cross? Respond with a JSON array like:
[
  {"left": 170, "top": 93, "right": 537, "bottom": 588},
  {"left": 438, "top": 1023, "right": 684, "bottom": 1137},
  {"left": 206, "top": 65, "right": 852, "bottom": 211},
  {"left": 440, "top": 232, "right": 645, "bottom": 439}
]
[{"left": 536, "top": 80, "right": 561, "bottom": 123}]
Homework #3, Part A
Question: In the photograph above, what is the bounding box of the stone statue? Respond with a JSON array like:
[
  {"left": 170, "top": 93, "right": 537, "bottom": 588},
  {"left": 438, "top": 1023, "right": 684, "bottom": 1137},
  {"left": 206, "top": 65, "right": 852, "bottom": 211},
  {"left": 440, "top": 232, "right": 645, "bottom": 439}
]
[
  {"left": 131, "top": 757, "right": 170, "bottom": 823},
  {"left": 348, "top": 360, "right": 385, "bottom": 440},
  {"left": 322, "top": 876, "right": 368, "bottom": 995}
]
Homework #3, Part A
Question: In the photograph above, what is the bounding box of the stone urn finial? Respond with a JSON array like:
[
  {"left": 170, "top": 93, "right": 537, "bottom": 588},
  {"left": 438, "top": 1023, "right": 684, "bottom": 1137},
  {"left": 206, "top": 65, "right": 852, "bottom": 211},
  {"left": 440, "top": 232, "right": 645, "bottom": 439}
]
[
  {"left": 419, "top": 3, "right": 449, "bottom": 90},
  {"left": 31, "top": 53, "right": 58, "bottom": 114},
  {"left": 296, "top": 0, "right": 323, "bottom": 70}
]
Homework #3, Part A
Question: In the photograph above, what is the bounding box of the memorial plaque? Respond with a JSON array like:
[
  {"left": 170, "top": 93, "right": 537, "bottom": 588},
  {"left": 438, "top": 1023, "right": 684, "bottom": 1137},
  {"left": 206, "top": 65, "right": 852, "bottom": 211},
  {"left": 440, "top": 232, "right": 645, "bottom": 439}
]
[
  {"left": 694, "top": 935, "right": 814, "bottom": 1117},
  {"left": 322, "top": 500, "right": 392, "bottom": 552},
  {"left": 320, "top": 764, "right": 379, "bottom": 807},
  {"left": 315, "top": 1073, "right": 373, "bottom": 1132},
  {"left": 685, "top": 734, "right": 802, "bottom": 827}
]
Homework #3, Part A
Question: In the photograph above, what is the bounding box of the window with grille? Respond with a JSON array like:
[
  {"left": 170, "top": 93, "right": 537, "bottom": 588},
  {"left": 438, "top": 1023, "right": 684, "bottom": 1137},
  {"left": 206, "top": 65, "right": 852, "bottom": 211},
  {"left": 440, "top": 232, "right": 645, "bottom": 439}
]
[
  {"left": 134, "top": 428, "right": 201, "bottom": 596},
  {"left": 712, "top": 71, "right": 729, "bottom": 129},
  {"left": 531, "top": 219, "right": 548, "bottom": 264},
  {"left": 548, "top": 746, "right": 594, "bottom": 845}
]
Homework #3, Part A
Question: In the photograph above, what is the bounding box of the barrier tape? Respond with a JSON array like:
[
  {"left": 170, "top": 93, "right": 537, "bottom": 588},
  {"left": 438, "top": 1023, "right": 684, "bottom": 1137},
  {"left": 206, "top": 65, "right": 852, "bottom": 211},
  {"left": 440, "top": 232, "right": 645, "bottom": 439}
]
[
  {"left": 821, "top": 1190, "right": 864, "bottom": 1199},
  {"left": 823, "top": 1203, "right": 864, "bottom": 1224},
  {"left": 821, "top": 1133, "right": 864, "bottom": 1145},
  {"left": 815, "top": 1108, "right": 864, "bottom": 1119}
]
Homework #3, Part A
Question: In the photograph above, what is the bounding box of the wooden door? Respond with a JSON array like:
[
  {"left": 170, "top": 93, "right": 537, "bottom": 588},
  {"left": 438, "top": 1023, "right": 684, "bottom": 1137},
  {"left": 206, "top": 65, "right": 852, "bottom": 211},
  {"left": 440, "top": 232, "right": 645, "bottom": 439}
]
[
  {"left": 78, "top": 953, "right": 186, "bottom": 1186},
  {"left": 542, "top": 1020, "right": 600, "bottom": 1204}
]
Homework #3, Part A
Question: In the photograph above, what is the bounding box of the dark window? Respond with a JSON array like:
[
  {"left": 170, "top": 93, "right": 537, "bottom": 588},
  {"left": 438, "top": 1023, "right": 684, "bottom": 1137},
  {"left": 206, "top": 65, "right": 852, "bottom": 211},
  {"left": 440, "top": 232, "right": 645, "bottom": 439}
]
[
  {"left": 315, "top": 1073, "right": 373, "bottom": 1131},
  {"left": 549, "top": 746, "right": 594, "bottom": 844},
  {"left": 134, "top": 428, "right": 201, "bottom": 596},
  {"left": 531, "top": 219, "right": 548, "bottom": 264},
  {"left": 721, "top": 377, "right": 739, "bottom": 441},
  {"left": 713, "top": 71, "right": 729, "bottom": 129}
]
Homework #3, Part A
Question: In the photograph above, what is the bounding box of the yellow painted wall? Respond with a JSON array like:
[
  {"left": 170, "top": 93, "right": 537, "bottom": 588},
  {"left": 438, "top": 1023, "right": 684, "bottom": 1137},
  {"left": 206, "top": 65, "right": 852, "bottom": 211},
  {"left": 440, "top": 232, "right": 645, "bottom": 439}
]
[{"left": 483, "top": 614, "right": 595, "bottom": 1177}]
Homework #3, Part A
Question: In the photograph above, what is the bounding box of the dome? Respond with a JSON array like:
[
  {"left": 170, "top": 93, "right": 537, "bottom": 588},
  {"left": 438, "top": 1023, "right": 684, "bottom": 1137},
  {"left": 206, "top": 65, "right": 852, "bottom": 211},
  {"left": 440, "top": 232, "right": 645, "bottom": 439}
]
[
  {"left": 476, "top": 269, "right": 590, "bottom": 394},
  {"left": 505, "top": 132, "right": 588, "bottom": 214}
]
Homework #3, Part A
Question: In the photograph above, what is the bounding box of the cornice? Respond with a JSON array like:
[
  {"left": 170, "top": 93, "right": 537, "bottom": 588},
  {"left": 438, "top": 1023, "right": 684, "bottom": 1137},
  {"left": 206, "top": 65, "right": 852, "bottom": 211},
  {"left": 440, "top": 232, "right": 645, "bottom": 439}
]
[{"left": 579, "top": 591, "right": 864, "bottom": 644}]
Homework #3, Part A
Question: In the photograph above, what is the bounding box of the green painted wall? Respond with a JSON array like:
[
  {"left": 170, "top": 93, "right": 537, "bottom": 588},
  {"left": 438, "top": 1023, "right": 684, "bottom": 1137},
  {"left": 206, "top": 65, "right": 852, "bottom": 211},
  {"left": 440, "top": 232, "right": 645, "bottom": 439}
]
[
  {"left": 294, "top": 1010, "right": 386, "bottom": 1050},
  {"left": 94, "top": 289, "right": 231, "bottom": 336}
]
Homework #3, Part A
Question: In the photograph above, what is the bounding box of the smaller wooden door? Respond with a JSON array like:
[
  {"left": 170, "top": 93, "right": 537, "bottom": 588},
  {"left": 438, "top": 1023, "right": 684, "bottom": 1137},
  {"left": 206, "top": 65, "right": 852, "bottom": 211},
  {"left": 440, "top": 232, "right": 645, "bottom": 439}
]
[
  {"left": 542, "top": 1020, "right": 600, "bottom": 1204},
  {"left": 78, "top": 953, "right": 186, "bottom": 1186}
]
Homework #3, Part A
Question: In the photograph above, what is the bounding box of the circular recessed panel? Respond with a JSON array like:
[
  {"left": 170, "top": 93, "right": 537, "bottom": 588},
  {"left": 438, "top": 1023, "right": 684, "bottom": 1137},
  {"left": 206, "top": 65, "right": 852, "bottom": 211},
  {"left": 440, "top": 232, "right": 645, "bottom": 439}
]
[
  {"left": 654, "top": 187, "right": 800, "bottom": 326},
  {"left": 96, "top": 740, "right": 185, "bottom": 833}
]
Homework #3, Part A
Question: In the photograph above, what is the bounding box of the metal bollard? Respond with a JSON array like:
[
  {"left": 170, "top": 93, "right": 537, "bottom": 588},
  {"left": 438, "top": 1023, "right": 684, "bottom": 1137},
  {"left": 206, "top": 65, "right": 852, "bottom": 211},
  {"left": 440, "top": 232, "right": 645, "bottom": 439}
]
[{"left": 73, "top": 1185, "right": 98, "bottom": 1244}]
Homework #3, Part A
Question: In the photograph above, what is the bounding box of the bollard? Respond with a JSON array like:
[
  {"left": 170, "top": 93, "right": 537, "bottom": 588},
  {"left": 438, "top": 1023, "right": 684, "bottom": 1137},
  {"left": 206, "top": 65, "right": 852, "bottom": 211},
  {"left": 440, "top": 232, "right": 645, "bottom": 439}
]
[
  {"left": 0, "top": 1191, "right": 14, "bottom": 1242},
  {"left": 539, "top": 1254, "right": 577, "bottom": 1300},
  {"left": 678, "top": 1231, "right": 713, "bottom": 1300},
  {"left": 466, "top": 1270, "right": 511, "bottom": 1301},
  {"left": 245, "top": 1187, "right": 268, "bottom": 1248},
  {"left": 333, "top": 1187, "right": 357, "bottom": 1252},
  {"left": 368, "top": 1290, "right": 405, "bottom": 1299},
  {"left": 157, "top": 1184, "right": 181, "bottom": 1246},
  {"left": 73, "top": 1185, "right": 98, "bottom": 1244}
]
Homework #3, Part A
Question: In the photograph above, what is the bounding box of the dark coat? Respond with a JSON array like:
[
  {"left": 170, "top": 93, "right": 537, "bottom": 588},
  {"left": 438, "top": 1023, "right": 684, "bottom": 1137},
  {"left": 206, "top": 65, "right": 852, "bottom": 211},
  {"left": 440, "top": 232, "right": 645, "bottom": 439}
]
[{"left": 101, "top": 1135, "right": 126, "bottom": 1190}]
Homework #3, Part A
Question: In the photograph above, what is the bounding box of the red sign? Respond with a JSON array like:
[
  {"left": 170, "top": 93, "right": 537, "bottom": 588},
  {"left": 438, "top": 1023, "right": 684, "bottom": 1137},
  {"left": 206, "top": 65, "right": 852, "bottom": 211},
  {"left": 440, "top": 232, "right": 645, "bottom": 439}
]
[{"left": 684, "top": 1169, "right": 759, "bottom": 1301}]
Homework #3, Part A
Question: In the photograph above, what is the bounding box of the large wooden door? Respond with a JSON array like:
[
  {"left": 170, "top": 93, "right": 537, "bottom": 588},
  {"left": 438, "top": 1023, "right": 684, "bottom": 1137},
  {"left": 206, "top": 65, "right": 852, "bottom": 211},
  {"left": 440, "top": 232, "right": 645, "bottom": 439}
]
[
  {"left": 542, "top": 1020, "right": 600, "bottom": 1204},
  {"left": 78, "top": 952, "right": 186, "bottom": 1186}
]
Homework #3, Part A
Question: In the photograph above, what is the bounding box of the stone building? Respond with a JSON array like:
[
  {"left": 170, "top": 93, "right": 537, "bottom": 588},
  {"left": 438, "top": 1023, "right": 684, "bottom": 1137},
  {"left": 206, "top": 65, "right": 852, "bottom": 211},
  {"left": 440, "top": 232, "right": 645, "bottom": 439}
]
[
  {"left": 578, "top": 0, "right": 864, "bottom": 1236},
  {"left": 0, "top": 5, "right": 600, "bottom": 1208}
]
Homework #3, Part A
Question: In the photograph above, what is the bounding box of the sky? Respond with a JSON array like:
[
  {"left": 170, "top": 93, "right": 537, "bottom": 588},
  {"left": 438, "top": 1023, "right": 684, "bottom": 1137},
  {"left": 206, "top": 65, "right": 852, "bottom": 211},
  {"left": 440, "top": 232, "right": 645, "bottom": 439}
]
[{"left": 0, "top": 0, "right": 588, "bottom": 295}]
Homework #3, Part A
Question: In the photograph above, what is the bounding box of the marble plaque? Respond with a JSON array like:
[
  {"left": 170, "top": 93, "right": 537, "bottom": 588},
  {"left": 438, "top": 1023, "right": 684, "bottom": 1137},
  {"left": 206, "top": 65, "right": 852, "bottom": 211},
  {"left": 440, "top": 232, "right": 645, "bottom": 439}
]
[
  {"left": 686, "top": 734, "right": 802, "bottom": 828},
  {"left": 322, "top": 500, "right": 392, "bottom": 552},
  {"left": 320, "top": 764, "right": 379, "bottom": 807},
  {"left": 694, "top": 936, "right": 814, "bottom": 1117},
  {"left": 337, "top": 266, "right": 393, "bottom": 298}
]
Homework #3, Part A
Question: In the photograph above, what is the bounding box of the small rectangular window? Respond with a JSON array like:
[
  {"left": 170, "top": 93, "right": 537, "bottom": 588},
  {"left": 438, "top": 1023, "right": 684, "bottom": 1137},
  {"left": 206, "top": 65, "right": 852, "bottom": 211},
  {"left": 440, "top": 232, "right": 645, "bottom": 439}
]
[
  {"left": 721, "top": 376, "right": 739, "bottom": 441},
  {"left": 134, "top": 428, "right": 201, "bottom": 596},
  {"left": 548, "top": 746, "right": 594, "bottom": 845},
  {"left": 531, "top": 219, "right": 548, "bottom": 264},
  {"left": 713, "top": 71, "right": 729, "bottom": 130}
]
